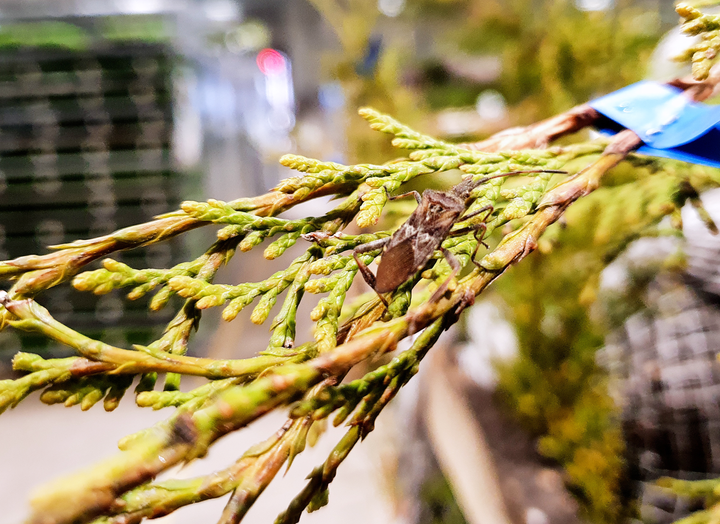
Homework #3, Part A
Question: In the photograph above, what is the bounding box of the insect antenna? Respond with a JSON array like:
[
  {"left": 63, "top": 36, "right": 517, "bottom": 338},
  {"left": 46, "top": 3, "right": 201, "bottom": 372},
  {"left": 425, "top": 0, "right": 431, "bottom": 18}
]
[{"left": 452, "top": 169, "right": 567, "bottom": 200}]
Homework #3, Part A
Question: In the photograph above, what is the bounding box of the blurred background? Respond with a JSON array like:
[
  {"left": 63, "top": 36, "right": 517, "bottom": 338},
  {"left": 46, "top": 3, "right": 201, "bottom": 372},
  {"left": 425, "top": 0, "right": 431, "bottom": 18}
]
[{"left": 2, "top": 1, "right": 718, "bottom": 524}]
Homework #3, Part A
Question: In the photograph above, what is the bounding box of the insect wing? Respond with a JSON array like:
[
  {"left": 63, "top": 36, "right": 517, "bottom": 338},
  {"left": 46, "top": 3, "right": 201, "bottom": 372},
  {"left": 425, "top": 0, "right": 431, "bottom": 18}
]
[
  {"left": 375, "top": 238, "right": 416, "bottom": 293},
  {"left": 373, "top": 189, "right": 465, "bottom": 294}
]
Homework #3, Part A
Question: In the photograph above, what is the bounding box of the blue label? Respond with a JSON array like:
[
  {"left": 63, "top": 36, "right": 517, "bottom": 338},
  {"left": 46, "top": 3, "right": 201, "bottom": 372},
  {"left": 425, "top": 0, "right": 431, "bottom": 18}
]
[{"left": 589, "top": 81, "right": 720, "bottom": 168}]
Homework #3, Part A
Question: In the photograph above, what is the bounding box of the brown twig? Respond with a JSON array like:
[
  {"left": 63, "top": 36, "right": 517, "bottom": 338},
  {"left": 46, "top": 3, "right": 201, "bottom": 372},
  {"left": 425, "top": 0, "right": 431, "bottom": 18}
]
[
  {"left": 24, "top": 123, "right": 642, "bottom": 524},
  {"left": 459, "top": 104, "right": 601, "bottom": 151},
  {"left": 460, "top": 75, "right": 720, "bottom": 153},
  {"left": 0, "top": 183, "right": 355, "bottom": 298},
  {"left": 17, "top": 73, "right": 720, "bottom": 524}
]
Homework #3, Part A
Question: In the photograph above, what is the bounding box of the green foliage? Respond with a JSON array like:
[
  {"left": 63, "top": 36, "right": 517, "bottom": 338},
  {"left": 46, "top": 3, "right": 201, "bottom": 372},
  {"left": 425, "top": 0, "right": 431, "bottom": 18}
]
[
  {"left": 0, "top": 17, "right": 169, "bottom": 51},
  {"left": 0, "top": 27, "right": 719, "bottom": 518},
  {"left": 652, "top": 477, "right": 720, "bottom": 524},
  {"left": 676, "top": 3, "right": 720, "bottom": 81},
  {"left": 495, "top": 158, "right": 720, "bottom": 523},
  {"left": 425, "top": 0, "right": 660, "bottom": 120},
  {"left": 0, "top": 21, "right": 90, "bottom": 50},
  {"left": 419, "top": 472, "right": 469, "bottom": 524},
  {"left": 0, "top": 106, "right": 619, "bottom": 524},
  {"left": 101, "top": 16, "right": 170, "bottom": 43}
]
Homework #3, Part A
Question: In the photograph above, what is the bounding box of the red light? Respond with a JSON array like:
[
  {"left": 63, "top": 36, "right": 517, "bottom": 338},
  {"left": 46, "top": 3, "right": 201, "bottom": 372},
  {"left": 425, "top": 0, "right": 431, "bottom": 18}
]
[{"left": 257, "top": 48, "right": 286, "bottom": 75}]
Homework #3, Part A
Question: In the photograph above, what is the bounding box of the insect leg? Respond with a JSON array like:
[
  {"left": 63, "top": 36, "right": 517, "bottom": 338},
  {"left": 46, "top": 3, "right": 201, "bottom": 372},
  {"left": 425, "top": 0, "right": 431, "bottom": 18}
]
[
  {"left": 429, "top": 247, "right": 461, "bottom": 303},
  {"left": 451, "top": 206, "right": 493, "bottom": 237},
  {"left": 353, "top": 252, "right": 389, "bottom": 308},
  {"left": 353, "top": 237, "right": 391, "bottom": 308},
  {"left": 470, "top": 223, "right": 489, "bottom": 267},
  {"left": 409, "top": 248, "right": 461, "bottom": 334},
  {"left": 388, "top": 190, "right": 422, "bottom": 204},
  {"left": 354, "top": 236, "right": 391, "bottom": 254},
  {"left": 459, "top": 204, "right": 493, "bottom": 222},
  {"left": 352, "top": 251, "right": 377, "bottom": 289},
  {"left": 452, "top": 205, "right": 493, "bottom": 255}
]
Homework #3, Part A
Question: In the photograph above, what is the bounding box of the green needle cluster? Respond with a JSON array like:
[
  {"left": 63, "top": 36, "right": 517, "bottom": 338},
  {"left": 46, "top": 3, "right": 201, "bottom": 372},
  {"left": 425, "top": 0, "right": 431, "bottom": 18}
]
[
  {"left": 677, "top": 3, "right": 720, "bottom": 80},
  {"left": 0, "top": 71, "right": 719, "bottom": 524}
]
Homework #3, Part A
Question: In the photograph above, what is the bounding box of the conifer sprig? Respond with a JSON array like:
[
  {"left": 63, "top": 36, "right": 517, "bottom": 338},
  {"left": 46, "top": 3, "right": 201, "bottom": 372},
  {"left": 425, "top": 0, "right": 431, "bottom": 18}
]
[
  {"left": 2, "top": 71, "right": 720, "bottom": 524},
  {"left": 676, "top": 3, "right": 720, "bottom": 80}
]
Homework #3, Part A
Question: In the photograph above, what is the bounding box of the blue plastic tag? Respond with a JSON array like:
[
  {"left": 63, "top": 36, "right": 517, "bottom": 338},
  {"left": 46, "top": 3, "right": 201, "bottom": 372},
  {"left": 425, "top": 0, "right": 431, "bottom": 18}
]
[{"left": 589, "top": 81, "right": 720, "bottom": 169}]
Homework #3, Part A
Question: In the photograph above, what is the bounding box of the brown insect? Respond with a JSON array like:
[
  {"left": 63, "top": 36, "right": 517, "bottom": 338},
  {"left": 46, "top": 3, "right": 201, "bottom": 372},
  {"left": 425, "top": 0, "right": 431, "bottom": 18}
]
[
  {"left": 304, "top": 170, "right": 565, "bottom": 307},
  {"left": 351, "top": 170, "right": 565, "bottom": 305}
]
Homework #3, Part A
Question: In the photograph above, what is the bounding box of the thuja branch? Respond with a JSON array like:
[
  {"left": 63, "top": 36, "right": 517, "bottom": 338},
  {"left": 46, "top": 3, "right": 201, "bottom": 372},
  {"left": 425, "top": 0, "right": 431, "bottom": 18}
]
[
  {"left": 276, "top": 318, "right": 446, "bottom": 524},
  {"left": 0, "top": 166, "right": 360, "bottom": 298},
  {"left": 460, "top": 103, "right": 602, "bottom": 152},
  {"left": 677, "top": 2, "right": 720, "bottom": 80},
  {"left": 86, "top": 418, "right": 307, "bottom": 524},
  {"left": 23, "top": 122, "right": 644, "bottom": 524},
  {"left": 92, "top": 316, "right": 443, "bottom": 524},
  {"left": 0, "top": 295, "right": 314, "bottom": 380},
  {"left": 3, "top": 58, "right": 720, "bottom": 524}
]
